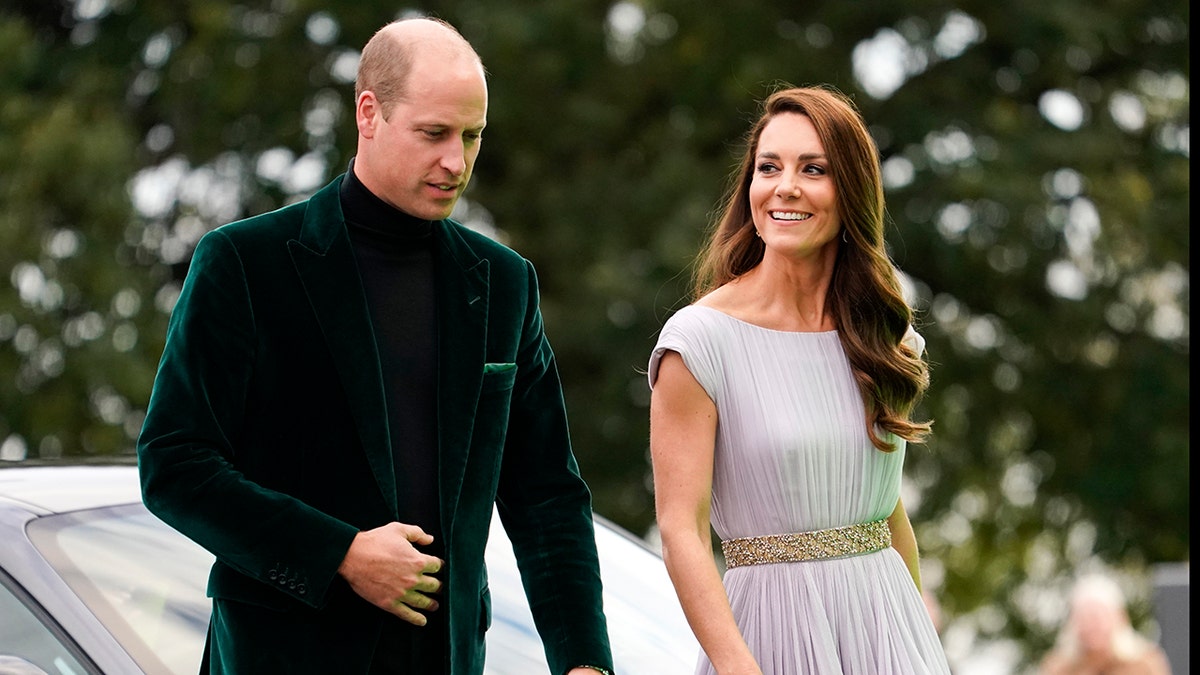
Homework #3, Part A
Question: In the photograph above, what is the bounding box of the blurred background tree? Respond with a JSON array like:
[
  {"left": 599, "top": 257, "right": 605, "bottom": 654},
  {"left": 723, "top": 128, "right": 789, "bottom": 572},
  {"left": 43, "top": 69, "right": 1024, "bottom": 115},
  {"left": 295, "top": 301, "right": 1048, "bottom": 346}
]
[{"left": 0, "top": 0, "right": 1188, "bottom": 671}]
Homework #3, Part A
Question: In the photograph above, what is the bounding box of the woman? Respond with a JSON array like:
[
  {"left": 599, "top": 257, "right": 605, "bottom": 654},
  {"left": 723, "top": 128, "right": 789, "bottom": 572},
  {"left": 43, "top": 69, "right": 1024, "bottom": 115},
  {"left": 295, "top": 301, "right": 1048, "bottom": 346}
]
[{"left": 648, "top": 85, "right": 950, "bottom": 674}]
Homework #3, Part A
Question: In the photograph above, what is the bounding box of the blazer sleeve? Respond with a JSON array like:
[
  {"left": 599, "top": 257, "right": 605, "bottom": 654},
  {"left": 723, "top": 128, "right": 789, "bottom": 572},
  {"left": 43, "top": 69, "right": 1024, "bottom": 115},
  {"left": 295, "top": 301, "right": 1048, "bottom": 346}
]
[
  {"left": 137, "top": 229, "right": 358, "bottom": 608},
  {"left": 494, "top": 260, "right": 614, "bottom": 673}
]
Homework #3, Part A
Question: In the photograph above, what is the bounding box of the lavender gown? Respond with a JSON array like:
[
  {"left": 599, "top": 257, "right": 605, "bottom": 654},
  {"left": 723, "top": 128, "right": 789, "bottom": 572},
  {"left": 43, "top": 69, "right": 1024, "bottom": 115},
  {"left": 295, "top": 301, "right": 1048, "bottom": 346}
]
[{"left": 648, "top": 305, "right": 951, "bottom": 675}]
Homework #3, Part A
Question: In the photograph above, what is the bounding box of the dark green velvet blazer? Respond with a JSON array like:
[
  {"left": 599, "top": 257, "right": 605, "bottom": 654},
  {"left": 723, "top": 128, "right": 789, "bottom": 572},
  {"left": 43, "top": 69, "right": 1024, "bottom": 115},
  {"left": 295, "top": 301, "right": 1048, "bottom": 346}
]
[{"left": 137, "top": 175, "right": 613, "bottom": 674}]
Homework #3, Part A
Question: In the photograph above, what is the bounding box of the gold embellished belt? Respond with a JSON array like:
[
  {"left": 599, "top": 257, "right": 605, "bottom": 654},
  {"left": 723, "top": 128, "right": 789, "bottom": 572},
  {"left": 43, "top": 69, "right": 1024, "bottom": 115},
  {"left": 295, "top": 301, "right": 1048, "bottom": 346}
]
[{"left": 721, "top": 519, "right": 891, "bottom": 568}]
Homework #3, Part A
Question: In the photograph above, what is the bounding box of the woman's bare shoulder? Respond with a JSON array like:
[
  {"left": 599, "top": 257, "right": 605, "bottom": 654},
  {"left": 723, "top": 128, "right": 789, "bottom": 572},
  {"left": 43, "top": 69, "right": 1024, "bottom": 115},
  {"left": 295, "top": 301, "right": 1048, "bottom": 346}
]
[{"left": 693, "top": 283, "right": 743, "bottom": 312}]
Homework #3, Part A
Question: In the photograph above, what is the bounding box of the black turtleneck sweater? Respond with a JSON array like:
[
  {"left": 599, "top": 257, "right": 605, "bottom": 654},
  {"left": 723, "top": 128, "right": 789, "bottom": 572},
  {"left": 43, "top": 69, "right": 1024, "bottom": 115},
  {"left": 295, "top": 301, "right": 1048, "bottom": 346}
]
[{"left": 340, "top": 163, "right": 446, "bottom": 672}]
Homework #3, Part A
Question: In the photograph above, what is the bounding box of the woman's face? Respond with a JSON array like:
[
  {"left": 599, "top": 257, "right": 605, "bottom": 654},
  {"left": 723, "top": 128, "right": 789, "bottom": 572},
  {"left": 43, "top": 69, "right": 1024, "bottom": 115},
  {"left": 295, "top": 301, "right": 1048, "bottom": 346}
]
[
  {"left": 1072, "top": 597, "right": 1121, "bottom": 655},
  {"left": 748, "top": 112, "right": 841, "bottom": 259}
]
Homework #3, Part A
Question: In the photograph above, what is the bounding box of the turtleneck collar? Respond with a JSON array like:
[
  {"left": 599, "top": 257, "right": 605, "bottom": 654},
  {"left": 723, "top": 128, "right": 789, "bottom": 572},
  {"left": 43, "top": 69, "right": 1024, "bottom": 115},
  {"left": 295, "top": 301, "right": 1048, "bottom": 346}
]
[{"left": 340, "top": 158, "right": 434, "bottom": 243}]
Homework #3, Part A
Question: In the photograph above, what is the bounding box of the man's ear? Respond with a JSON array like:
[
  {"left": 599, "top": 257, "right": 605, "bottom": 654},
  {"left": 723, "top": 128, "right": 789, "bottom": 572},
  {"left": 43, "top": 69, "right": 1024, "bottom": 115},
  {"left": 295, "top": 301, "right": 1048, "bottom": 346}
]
[{"left": 356, "top": 91, "right": 380, "bottom": 138}]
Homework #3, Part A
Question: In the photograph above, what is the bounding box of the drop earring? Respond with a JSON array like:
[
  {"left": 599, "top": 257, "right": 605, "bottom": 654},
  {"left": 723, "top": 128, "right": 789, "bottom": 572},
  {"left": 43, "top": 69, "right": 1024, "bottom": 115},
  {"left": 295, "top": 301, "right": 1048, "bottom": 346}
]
[{"left": 842, "top": 229, "right": 849, "bottom": 243}]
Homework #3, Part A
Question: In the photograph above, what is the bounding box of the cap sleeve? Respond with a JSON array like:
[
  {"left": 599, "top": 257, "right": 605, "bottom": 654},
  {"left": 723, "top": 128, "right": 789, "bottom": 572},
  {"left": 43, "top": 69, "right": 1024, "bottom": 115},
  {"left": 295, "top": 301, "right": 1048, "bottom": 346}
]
[{"left": 647, "top": 306, "right": 721, "bottom": 401}]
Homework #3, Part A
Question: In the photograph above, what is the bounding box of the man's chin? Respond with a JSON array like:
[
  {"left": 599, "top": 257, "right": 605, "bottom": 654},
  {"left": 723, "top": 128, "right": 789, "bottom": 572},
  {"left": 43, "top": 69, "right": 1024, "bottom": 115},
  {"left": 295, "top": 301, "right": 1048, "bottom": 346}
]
[{"left": 411, "top": 204, "right": 456, "bottom": 221}]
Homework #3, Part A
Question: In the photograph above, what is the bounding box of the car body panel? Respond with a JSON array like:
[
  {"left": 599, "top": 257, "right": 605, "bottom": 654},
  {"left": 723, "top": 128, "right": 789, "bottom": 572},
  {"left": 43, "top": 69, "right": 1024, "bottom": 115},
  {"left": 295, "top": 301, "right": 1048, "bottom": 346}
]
[{"left": 0, "top": 464, "right": 698, "bottom": 674}]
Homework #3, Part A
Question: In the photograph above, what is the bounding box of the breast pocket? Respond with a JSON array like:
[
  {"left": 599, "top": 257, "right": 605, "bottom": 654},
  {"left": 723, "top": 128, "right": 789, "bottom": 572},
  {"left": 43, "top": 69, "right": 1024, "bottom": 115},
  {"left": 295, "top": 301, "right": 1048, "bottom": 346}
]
[
  {"left": 474, "top": 364, "right": 517, "bottom": 456},
  {"left": 480, "top": 363, "right": 517, "bottom": 393}
]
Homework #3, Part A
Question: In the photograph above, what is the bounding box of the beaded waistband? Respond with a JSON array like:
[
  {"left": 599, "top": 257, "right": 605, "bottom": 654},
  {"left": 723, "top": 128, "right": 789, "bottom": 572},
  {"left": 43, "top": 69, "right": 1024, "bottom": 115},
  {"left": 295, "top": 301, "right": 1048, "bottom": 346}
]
[{"left": 721, "top": 519, "right": 891, "bottom": 568}]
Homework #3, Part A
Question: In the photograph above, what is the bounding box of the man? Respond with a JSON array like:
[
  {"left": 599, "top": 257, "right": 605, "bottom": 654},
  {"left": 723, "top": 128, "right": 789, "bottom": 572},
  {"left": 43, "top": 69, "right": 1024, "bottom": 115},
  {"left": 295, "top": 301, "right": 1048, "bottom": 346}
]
[{"left": 138, "top": 17, "right": 613, "bottom": 675}]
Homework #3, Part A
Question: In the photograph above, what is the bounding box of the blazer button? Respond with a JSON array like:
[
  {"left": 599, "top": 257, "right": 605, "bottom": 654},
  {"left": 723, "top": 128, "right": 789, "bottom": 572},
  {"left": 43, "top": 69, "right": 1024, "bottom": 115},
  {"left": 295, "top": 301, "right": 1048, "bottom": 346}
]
[
  {"left": 268, "top": 569, "right": 278, "bottom": 580},
  {"left": 297, "top": 584, "right": 307, "bottom": 596}
]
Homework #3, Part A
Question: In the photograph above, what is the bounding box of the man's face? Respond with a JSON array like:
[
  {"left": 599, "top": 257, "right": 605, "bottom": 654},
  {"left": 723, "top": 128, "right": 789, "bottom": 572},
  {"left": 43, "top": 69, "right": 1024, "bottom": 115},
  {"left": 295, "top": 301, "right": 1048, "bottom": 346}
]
[{"left": 355, "top": 53, "right": 487, "bottom": 221}]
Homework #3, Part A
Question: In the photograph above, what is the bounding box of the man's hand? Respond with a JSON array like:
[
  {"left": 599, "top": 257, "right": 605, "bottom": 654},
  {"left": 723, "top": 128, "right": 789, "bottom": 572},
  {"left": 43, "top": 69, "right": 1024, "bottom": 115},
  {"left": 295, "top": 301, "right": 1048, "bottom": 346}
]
[{"left": 338, "top": 522, "right": 444, "bottom": 626}]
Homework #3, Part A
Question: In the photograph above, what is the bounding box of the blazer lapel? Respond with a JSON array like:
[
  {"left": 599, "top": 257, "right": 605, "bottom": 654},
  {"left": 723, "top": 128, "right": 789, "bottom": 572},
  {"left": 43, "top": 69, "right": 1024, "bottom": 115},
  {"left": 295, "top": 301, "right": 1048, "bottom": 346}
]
[
  {"left": 432, "top": 222, "right": 489, "bottom": 540},
  {"left": 287, "top": 177, "right": 397, "bottom": 516}
]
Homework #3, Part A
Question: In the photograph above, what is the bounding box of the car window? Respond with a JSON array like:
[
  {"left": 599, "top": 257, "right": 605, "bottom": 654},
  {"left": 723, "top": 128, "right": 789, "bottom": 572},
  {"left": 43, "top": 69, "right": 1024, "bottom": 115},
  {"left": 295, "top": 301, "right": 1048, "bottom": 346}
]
[
  {"left": 26, "top": 505, "right": 213, "bottom": 675},
  {"left": 0, "top": 574, "right": 91, "bottom": 675}
]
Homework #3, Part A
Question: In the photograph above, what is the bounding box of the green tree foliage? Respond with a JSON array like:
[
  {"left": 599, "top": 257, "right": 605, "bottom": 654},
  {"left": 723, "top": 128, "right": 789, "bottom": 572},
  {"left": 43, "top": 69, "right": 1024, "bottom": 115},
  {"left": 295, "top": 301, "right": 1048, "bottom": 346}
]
[{"left": 1, "top": 0, "right": 1187, "bottom": 670}]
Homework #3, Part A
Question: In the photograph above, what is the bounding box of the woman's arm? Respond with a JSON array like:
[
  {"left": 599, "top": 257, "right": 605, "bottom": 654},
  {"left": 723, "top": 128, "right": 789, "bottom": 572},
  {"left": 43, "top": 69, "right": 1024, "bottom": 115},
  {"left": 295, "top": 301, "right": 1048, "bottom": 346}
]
[
  {"left": 650, "top": 350, "right": 762, "bottom": 675},
  {"left": 886, "top": 497, "right": 923, "bottom": 592}
]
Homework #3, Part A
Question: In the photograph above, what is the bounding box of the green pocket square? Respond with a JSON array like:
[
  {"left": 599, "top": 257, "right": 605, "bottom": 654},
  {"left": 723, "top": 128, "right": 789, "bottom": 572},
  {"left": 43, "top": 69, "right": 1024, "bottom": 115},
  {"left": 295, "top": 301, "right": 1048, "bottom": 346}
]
[{"left": 483, "top": 362, "right": 517, "bottom": 374}]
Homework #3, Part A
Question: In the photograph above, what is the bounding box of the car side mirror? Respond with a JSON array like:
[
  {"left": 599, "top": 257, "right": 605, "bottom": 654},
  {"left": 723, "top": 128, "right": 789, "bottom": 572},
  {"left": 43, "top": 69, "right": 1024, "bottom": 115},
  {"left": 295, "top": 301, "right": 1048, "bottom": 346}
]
[{"left": 0, "top": 655, "right": 53, "bottom": 675}]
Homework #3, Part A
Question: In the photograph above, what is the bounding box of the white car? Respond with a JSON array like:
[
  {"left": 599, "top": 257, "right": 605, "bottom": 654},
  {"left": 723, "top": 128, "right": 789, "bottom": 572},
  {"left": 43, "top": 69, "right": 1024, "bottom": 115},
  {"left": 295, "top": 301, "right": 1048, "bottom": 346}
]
[{"left": 0, "top": 463, "right": 699, "bottom": 674}]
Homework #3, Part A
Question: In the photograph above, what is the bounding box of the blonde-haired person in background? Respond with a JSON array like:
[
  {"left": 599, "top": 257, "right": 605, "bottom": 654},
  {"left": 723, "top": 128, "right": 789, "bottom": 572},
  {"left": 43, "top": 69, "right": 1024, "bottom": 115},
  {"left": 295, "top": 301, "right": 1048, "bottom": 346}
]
[{"left": 1039, "top": 573, "right": 1172, "bottom": 675}]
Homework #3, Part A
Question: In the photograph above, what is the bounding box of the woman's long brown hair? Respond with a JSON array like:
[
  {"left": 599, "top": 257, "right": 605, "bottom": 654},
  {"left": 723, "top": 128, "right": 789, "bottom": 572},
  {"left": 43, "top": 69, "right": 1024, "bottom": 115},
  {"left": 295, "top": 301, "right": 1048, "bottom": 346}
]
[{"left": 692, "top": 85, "right": 931, "bottom": 450}]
